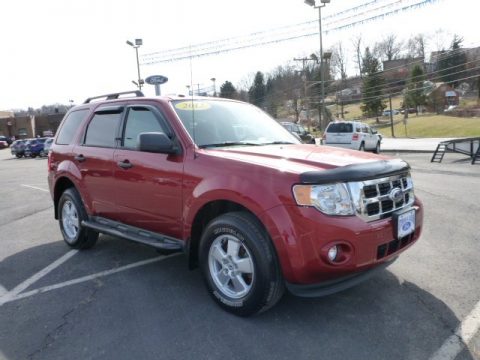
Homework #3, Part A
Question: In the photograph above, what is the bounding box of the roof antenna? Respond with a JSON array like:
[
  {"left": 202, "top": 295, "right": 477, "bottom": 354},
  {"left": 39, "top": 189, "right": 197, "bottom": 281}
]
[{"left": 190, "top": 45, "right": 198, "bottom": 158}]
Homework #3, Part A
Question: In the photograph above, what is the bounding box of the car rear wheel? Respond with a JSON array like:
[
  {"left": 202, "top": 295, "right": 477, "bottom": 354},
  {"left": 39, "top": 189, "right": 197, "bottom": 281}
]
[
  {"left": 58, "top": 188, "right": 98, "bottom": 249},
  {"left": 15, "top": 154, "right": 22, "bottom": 158},
  {"left": 374, "top": 142, "right": 381, "bottom": 154},
  {"left": 359, "top": 142, "right": 365, "bottom": 151},
  {"left": 199, "top": 212, "right": 284, "bottom": 316}
]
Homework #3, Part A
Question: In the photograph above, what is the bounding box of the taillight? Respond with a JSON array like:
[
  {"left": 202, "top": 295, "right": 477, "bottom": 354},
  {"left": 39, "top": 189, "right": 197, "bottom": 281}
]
[
  {"left": 48, "top": 151, "right": 53, "bottom": 171},
  {"left": 352, "top": 133, "right": 359, "bottom": 141}
]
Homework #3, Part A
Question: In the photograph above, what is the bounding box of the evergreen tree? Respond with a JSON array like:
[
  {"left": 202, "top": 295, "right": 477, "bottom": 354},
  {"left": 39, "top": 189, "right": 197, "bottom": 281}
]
[
  {"left": 219, "top": 81, "right": 237, "bottom": 99},
  {"left": 405, "top": 65, "right": 426, "bottom": 114},
  {"left": 361, "top": 47, "right": 386, "bottom": 119},
  {"left": 248, "top": 71, "right": 266, "bottom": 108},
  {"left": 437, "top": 35, "right": 467, "bottom": 88}
]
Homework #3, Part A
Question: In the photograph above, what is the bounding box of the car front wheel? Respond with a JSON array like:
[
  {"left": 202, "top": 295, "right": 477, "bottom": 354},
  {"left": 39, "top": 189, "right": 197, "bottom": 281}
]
[{"left": 199, "top": 212, "right": 284, "bottom": 316}]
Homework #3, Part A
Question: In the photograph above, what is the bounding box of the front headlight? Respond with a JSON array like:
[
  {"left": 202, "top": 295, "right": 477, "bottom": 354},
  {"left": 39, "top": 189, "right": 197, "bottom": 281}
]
[{"left": 292, "top": 183, "right": 355, "bottom": 216}]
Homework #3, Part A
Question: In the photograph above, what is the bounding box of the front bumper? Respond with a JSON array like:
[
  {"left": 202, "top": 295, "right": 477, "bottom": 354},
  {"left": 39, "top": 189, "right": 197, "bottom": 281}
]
[
  {"left": 261, "top": 199, "right": 423, "bottom": 285},
  {"left": 286, "top": 256, "right": 397, "bottom": 297}
]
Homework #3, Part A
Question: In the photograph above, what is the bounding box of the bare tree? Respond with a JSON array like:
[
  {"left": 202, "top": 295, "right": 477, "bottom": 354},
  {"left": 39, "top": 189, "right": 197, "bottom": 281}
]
[
  {"left": 407, "top": 34, "right": 427, "bottom": 59},
  {"left": 331, "top": 42, "right": 348, "bottom": 83},
  {"left": 352, "top": 35, "right": 363, "bottom": 78},
  {"left": 432, "top": 28, "right": 452, "bottom": 52},
  {"left": 374, "top": 34, "right": 403, "bottom": 61}
]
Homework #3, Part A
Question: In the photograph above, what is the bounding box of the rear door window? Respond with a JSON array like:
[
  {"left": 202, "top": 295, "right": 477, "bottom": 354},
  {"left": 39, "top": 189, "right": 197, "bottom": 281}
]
[
  {"left": 56, "top": 109, "right": 89, "bottom": 145},
  {"left": 327, "top": 123, "right": 353, "bottom": 133}
]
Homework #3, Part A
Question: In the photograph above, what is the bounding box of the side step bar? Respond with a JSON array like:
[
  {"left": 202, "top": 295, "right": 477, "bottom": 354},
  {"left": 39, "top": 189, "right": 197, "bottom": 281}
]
[{"left": 82, "top": 216, "right": 183, "bottom": 252}]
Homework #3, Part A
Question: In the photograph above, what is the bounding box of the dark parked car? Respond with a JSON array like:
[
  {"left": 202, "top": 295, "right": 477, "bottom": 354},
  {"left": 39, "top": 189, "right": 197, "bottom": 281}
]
[
  {"left": 280, "top": 122, "right": 316, "bottom": 144},
  {"left": 42, "top": 138, "right": 54, "bottom": 156},
  {"left": 0, "top": 136, "right": 11, "bottom": 147},
  {"left": 10, "top": 139, "right": 28, "bottom": 158},
  {"left": 25, "top": 138, "right": 49, "bottom": 158}
]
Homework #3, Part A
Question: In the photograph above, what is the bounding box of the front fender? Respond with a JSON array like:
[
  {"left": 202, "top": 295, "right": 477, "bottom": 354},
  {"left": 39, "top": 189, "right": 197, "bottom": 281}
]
[
  {"left": 183, "top": 175, "right": 296, "bottom": 279},
  {"left": 184, "top": 174, "right": 283, "bottom": 228}
]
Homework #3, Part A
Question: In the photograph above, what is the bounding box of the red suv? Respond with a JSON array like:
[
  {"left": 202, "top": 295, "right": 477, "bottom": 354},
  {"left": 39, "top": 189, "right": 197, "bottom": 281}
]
[{"left": 48, "top": 91, "right": 423, "bottom": 316}]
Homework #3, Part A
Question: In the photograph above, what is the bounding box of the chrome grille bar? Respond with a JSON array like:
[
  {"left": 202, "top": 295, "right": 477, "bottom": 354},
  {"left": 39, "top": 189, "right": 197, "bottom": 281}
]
[{"left": 348, "top": 173, "right": 414, "bottom": 222}]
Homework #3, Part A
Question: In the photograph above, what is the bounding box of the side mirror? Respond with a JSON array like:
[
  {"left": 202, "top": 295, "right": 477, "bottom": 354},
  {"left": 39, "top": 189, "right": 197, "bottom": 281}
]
[{"left": 137, "top": 132, "right": 178, "bottom": 154}]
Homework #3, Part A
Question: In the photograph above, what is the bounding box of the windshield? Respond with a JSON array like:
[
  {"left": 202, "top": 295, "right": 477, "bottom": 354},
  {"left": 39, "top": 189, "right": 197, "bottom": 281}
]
[{"left": 172, "top": 100, "right": 300, "bottom": 148}]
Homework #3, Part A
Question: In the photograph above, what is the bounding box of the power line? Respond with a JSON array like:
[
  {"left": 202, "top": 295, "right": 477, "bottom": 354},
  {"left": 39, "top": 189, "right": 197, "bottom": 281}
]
[{"left": 141, "top": 0, "right": 441, "bottom": 65}]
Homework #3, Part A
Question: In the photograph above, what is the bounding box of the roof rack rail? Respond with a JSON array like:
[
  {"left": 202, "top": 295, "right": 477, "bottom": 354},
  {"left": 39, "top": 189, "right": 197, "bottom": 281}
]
[{"left": 83, "top": 90, "right": 144, "bottom": 104}]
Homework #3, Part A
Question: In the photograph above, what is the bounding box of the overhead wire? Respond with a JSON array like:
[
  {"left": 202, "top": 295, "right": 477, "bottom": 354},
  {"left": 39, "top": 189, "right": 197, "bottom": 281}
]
[{"left": 141, "top": 0, "right": 441, "bottom": 65}]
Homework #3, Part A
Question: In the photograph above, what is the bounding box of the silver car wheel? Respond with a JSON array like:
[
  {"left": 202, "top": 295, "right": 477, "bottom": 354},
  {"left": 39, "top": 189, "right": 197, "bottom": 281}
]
[
  {"left": 62, "top": 200, "right": 79, "bottom": 242},
  {"left": 208, "top": 234, "right": 254, "bottom": 299}
]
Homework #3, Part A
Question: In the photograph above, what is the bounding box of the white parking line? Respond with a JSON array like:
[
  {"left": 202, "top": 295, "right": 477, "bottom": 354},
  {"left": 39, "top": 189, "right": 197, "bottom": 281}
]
[
  {"left": 1, "top": 253, "right": 180, "bottom": 306},
  {"left": 21, "top": 184, "right": 49, "bottom": 192},
  {"left": 0, "top": 250, "right": 78, "bottom": 306},
  {"left": 429, "top": 300, "right": 480, "bottom": 360}
]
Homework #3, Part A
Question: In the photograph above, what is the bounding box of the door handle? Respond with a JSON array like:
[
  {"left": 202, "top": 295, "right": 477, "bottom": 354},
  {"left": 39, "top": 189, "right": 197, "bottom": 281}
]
[
  {"left": 74, "top": 154, "right": 86, "bottom": 162},
  {"left": 117, "top": 160, "right": 133, "bottom": 169}
]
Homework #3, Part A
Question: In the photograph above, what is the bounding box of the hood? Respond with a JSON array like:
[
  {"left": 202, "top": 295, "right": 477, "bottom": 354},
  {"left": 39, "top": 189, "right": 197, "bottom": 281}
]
[{"left": 201, "top": 144, "right": 390, "bottom": 175}]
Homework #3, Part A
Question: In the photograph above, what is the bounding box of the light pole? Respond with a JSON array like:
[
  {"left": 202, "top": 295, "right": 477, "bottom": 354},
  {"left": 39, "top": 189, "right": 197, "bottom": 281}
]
[
  {"left": 210, "top": 77, "right": 216, "bottom": 97},
  {"left": 304, "top": 0, "right": 330, "bottom": 130},
  {"left": 126, "top": 39, "right": 143, "bottom": 91}
]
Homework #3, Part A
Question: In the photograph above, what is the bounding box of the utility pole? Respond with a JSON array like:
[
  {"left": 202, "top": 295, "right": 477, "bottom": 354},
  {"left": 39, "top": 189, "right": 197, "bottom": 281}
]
[
  {"left": 389, "top": 95, "right": 395, "bottom": 138},
  {"left": 294, "top": 57, "right": 316, "bottom": 129}
]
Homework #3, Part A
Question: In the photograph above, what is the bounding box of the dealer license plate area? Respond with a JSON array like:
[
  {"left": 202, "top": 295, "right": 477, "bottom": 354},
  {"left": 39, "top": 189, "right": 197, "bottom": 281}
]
[{"left": 397, "top": 209, "right": 415, "bottom": 238}]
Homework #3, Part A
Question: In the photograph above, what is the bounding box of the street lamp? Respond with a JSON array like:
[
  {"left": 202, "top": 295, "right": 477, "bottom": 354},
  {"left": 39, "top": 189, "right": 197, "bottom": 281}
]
[
  {"left": 126, "top": 38, "right": 143, "bottom": 91},
  {"left": 304, "top": 0, "right": 330, "bottom": 130},
  {"left": 210, "top": 77, "right": 216, "bottom": 97}
]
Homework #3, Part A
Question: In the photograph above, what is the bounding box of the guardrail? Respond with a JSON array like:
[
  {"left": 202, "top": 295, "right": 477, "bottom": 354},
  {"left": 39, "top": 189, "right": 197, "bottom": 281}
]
[{"left": 431, "top": 137, "right": 480, "bottom": 165}]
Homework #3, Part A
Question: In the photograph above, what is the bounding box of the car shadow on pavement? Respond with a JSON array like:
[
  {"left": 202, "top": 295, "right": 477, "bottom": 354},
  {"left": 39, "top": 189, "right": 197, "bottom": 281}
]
[{"left": 0, "top": 239, "right": 475, "bottom": 360}]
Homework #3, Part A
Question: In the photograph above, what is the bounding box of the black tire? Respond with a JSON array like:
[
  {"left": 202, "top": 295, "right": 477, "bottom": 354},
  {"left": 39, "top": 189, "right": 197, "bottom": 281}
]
[
  {"left": 359, "top": 142, "right": 365, "bottom": 151},
  {"left": 58, "top": 188, "right": 98, "bottom": 249},
  {"left": 199, "top": 212, "right": 284, "bottom": 316},
  {"left": 374, "top": 142, "right": 381, "bottom": 154},
  {"left": 310, "top": 138, "right": 316, "bottom": 144},
  {"left": 15, "top": 154, "right": 22, "bottom": 158}
]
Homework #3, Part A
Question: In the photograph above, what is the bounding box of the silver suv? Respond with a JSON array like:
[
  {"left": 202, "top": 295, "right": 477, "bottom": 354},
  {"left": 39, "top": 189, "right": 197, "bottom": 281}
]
[{"left": 323, "top": 121, "right": 381, "bottom": 153}]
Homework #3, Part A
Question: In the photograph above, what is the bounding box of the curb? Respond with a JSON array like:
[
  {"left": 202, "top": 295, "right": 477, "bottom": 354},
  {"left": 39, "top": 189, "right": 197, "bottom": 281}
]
[{"left": 381, "top": 149, "right": 435, "bottom": 154}]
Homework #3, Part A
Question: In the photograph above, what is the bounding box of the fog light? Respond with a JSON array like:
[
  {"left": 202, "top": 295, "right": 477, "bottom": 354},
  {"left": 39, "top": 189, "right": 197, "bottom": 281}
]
[{"left": 327, "top": 246, "right": 338, "bottom": 262}]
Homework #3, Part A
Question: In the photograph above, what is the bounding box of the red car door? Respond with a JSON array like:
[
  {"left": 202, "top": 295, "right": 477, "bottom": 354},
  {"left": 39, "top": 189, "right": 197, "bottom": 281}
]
[
  {"left": 113, "top": 104, "right": 184, "bottom": 238},
  {"left": 72, "top": 107, "right": 123, "bottom": 218}
]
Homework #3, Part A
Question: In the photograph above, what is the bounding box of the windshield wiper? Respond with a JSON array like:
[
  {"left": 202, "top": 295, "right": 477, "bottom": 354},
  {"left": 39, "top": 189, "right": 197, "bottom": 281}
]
[
  {"left": 259, "top": 141, "right": 296, "bottom": 145},
  {"left": 199, "top": 141, "right": 261, "bottom": 148}
]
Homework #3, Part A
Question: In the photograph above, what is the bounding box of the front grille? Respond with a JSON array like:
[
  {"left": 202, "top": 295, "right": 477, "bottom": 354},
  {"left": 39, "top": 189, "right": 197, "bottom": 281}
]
[{"left": 348, "top": 173, "right": 415, "bottom": 222}]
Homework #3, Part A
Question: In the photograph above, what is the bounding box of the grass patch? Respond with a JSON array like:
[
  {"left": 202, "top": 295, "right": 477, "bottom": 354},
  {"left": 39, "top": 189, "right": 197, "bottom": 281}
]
[{"left": 365, "top": 114, "right": 480, "bottom": 138}]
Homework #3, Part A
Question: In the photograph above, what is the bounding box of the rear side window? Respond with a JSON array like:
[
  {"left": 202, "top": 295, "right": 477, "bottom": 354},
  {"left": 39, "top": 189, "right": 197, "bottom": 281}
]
[
  {"left": 56, "top": 109, "right": 89, "bottom": 145},
  {"left": 84, "top": 113, "right": 122, "bottom": 148},
  {"left": 326, "top": 123, "right": 353, "bottom": 133}
]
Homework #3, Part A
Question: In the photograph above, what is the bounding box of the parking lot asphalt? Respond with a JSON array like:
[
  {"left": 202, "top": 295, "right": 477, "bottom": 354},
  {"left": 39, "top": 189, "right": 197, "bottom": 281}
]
[{"left": 0, "top": 147, "right": 479, "bottom": 360}]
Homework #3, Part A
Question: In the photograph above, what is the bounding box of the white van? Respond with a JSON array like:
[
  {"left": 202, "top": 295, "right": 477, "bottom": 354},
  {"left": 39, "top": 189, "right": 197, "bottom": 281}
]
[{"left": 323, "top": 121, "right": 381, "bottom": 153}]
